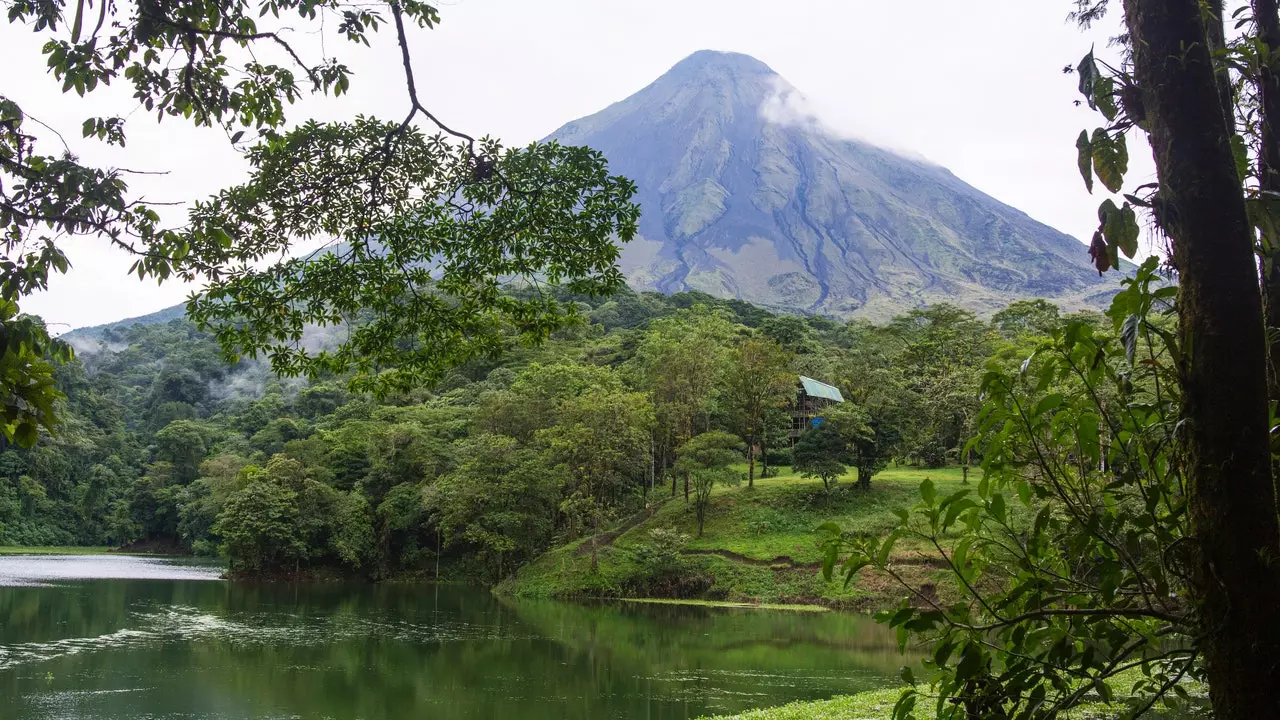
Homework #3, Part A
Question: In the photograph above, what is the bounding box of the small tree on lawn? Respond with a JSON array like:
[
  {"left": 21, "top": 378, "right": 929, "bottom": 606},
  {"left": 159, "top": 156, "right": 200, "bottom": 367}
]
[
  {"left": 674, "top": 432, "right": 744, "bottom": 537},
  {"left": 792, "top": 422, "right": 848, "bottom": 496},
  {"left": 827, "top": 404, "right": 899, "bottom": 491}
]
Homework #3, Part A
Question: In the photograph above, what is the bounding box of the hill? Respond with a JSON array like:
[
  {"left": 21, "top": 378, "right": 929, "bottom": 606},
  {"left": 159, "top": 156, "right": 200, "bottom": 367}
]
[
  {"left": 548, "top": 50, "right": 1118, "bottom": 319},
  {"left": 500, "top": 465, "right": 971, "bottom": 610}
]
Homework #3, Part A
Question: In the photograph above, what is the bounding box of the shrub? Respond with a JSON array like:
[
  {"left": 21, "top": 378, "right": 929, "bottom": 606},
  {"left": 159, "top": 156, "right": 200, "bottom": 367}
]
[{"left": 631, "top": 527, "right": 690, "bottom": 578}]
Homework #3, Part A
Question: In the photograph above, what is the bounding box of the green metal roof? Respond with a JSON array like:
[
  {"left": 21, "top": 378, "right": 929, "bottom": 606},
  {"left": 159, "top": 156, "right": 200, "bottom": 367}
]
[{"left": 799, "top": 376, "right": 844, "bottom": 403}]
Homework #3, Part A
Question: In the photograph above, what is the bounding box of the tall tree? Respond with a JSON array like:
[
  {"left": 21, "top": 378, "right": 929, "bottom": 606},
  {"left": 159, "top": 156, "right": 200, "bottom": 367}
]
[
  {"left": 1122, "top": 2, "right": 1280, "bottom": 715},
  {"left": 634, "top": 307, "right": 735, "bottom": 500},
  {"left": 724, "top": 337, "right": 793, "bottom": 487},
  {"left": 1251, "top": 0, "right": 1280, "bottom": 396}
]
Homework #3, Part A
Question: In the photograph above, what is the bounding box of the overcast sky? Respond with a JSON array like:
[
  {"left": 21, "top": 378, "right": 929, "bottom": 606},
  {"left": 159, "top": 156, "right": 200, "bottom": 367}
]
[{"left": 3, "top": 0, "right": 1146, "bottom": 332}]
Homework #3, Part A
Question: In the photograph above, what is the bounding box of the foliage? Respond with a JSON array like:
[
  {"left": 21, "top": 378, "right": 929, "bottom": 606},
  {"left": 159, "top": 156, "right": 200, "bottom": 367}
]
[
  {"left": 213, "top": 479, "right": 304, "bottom": 575},
  {"left": 675, "top": 431, "right": 744, "bottom": 536},
  {"left": 631, "top": 527, "right": 690, "bottom": 579},
  {"left": 724, "top": 337, "right": 793, "bottom": 486},
  {"left": 792, "top": 423, "right": 848, "bottom": 495},
  {"left": 1, "top": 0, "right": 641, "bottom": 439},
  {"left": 821, "top": 261, "right": 1197, "bottom": 719},
  {"left": 426, "top": 434, "right": 560, "bottom": 579},
  {"left": 8, "top": 288, "right": 1063, "bottom": 587}
]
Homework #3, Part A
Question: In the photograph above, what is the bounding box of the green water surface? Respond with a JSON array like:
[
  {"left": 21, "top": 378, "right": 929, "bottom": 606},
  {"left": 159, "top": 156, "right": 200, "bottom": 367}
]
[{"left": 0, "top": 555, "right": 906, "bottom": 719}]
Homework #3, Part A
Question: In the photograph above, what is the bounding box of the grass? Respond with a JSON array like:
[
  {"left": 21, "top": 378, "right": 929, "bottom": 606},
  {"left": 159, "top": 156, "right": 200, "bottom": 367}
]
[
  {"left": 696, "top": 688, "right": 903, "bottom": 720},
  {"left": 695, "top": 664, "right": 1211, "bottom": 720},
  {"left": 697, "top": 670, "right": 1209, "bottom": 720},
  {"left": 502, "top": 464, "right": 973, "bottom": 609},
  {"left": 0, "top": 546, "right": 119, "bottom": 555}
]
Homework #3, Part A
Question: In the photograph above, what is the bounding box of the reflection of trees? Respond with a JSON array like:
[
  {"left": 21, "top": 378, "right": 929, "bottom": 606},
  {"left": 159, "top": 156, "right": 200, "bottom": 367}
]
[
  {"left": 505, "top": 597, "right": 915, "bottom": 678},
  {"left": 1, "top": 583, "right": 913, "bottom": 720}
]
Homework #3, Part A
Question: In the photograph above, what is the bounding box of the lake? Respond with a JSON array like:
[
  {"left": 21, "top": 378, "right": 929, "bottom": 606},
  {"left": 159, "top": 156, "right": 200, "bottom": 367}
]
[{"left": 0, "top": 555, "right": 908, "bottom": 719}]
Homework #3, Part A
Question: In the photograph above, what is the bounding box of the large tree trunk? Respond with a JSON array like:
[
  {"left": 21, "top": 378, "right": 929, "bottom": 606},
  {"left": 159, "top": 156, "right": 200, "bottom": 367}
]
[
  {"left": 1255, "top": 0, "right": 1280, "bottom": 396},
  {"left": 1124, "top": 2, "right": 1280, "bottom": 717}
]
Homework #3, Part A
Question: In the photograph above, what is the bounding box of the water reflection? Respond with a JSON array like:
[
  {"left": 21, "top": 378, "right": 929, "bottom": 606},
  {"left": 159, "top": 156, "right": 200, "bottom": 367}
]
[{"left": 0, "top": 558, "right": 911, "bottom": 719}]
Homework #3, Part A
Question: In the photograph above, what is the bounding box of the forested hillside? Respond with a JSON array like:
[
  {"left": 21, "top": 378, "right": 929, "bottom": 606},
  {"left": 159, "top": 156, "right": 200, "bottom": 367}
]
[{"left": 4, "top": 290, "right": 1078, "bottom": 582}]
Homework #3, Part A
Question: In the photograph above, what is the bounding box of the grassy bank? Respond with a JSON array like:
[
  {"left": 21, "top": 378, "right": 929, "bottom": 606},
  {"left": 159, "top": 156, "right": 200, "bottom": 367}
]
[
  {"left": 502, "top": 465, "right": 968, "bottom": 609},
  {"left": 696, "top": 685, "right": 1207, "bottom": 720},
  {"left": 696, "top": 689, "right": 902, "bottom": 720},
  {"left": 0, "top": 546, "right": 118, "bottom": 555}
]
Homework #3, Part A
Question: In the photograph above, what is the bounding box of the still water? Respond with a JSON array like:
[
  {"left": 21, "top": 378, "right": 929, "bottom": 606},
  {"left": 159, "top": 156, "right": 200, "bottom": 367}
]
[{"left": 0, "top": 555, "right": 907, "bottom": 719}]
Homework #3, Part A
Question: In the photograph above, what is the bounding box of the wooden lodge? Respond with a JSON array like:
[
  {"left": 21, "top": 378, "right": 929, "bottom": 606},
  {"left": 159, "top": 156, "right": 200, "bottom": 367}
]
[{"left": 789, "top": 376, "right": 845, "bottom": 443}]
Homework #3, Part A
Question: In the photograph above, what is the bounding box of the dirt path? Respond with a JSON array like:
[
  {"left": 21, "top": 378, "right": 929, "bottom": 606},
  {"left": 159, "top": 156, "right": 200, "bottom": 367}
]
[{"left": 573, "top": 502, "right": 666, "bottom": 557}]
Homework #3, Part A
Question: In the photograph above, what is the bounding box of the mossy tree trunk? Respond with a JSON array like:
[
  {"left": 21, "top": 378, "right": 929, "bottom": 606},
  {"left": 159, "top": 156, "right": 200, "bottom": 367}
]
[
  {"left": 1254, "top": 0, "right": 1280, "bottom": 397},
  {"left": 1124, "top": 1, "right": 1280, "bottom": 716}
]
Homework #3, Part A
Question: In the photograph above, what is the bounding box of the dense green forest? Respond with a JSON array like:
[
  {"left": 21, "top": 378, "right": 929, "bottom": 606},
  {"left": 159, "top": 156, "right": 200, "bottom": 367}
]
[{"left": 1, "top": 288, "right": 1079, "bottom": 581}]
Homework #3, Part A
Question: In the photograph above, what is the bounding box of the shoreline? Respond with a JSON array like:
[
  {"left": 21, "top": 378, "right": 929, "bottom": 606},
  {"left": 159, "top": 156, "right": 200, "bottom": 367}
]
[
  {"left": 0, "top": 546, "right": 171, "bottom": 556},
  {"left": 609, "top": 597, "right": 830, "bottom": 612}
]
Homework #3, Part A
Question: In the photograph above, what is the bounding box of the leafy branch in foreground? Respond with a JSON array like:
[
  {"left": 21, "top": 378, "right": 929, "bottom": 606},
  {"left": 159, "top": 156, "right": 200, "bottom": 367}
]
[
  {"left": 3, "top": 0, "right": 640, "bottom": 438},
  {"left": 821, "top": 260, "right": 1200, "bottom": 720}
]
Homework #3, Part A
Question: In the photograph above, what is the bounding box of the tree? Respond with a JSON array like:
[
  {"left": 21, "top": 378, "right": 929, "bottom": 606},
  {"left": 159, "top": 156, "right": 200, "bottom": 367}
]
[
  {"left": 1, "top": 0, "right": 640, "bottom": 443},
  {"left": 425, "top": 434, "right": 561, "bottom": 578},
  {"left": 757, "top": 406, "right": 793, "bottom": 479},
  {"left": 673, "top": 432, "right": 743, "bottom": 537},
  {"left": 634, "top": 307, "right": 736, "bottom": 499},
  {"left": 826, "top": 404, "right": 897, "bottom": 491},
  {"left": 825, "top": 266, "right": 1200, "bottom": 719},
  {"left": 153, "top": 420, "right": 208, "bottom": 485},
  {"left": 1093, "top": 4, "right": 1280, "bottom": 715},
  {"left": 724, "top": 337, "right": 793, "bottom": 487},
  {"left": 536, "top": 387, "right": 652, "bottom": 514},
  {"left": 792, "top": 423, "right": 847, "bottom": 496},
  {"left": 991, "top": 299, "right": 1061, "bottom": 339},
  {"left": 816, "top": 5, "right": 1280, "bottom": 715},
  {"left": 214, "top": 479, "right": 304, "bottom": 575},
  {"left": 887, "top": 305, "right": 990, "bottom": 467}
]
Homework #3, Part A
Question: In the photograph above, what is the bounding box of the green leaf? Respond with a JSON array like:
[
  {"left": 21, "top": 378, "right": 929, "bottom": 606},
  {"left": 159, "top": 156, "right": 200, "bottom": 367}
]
[
  {"left": 1121, "top": 313, "right": 1140, "bottom": 365},
  {"left": 1094, "top": 76, "right": 1118, "bottom": 122},
  {"left": 1077, "top": 413, "right": 1101, "bottom": 465},
  {"left": 1076, "top": 130, "right": 1094, "bottom": 194},
  {"left": 1098, "top": 199, "right": 1140, "bottom": 260},
  {"left": 1033, "top": 393, "right": 1064, "bottom": 417},
  {"left": 1091, "top": 129, "right": 1128, "bottom": 193},
  {"left": 1077, "top": 50, "right": 1098, "bottom": 108},
  {"left": 989, "top": 493, "right": 1007, "bottom": 524},
  {"left": 920, "top": 478, "right": 937, "bottom": 507},
  {"left": 876, "top": 530, "right": 900, "bottom": 567},
  {"left": 1232, "top": 134, "right": 1249, "bottom": 180}
]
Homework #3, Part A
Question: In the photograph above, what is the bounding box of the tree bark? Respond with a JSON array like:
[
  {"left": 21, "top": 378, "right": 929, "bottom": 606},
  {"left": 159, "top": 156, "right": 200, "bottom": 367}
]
[
  {"left": 1254, "top": 0, "right": 1280, "bottom": 396},
  {"left": 1124, "top": 2, "right": 1280, "bottom": 717},
  {"left": 747, "top": 439, "right": 755, "bottom": 488}
]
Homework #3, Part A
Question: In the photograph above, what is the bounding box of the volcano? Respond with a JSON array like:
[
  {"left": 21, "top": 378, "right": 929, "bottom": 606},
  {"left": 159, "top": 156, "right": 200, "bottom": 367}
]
[{"left": 547, "top": 50, "right": 1114, "bottom": 318}]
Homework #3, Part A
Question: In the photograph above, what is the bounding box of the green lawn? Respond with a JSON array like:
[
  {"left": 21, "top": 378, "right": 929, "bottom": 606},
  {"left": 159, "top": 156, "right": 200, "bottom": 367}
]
[
  {"left": 697, "top": 684, "right": 1207, "bottom": 720},
  {"left": 696, "top": 688, "right": 903, "bottom": 720},
  {"left": 502, "top": 464, "right": 971, "bottom": 608}
]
